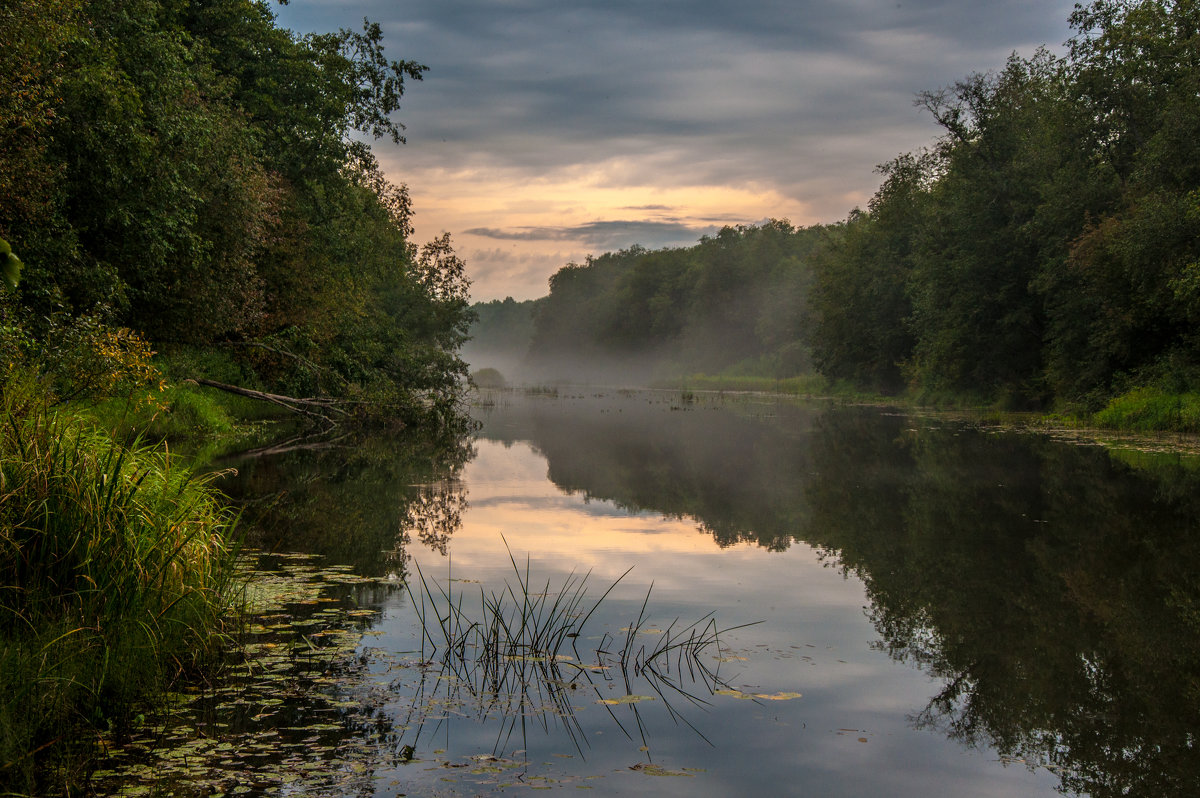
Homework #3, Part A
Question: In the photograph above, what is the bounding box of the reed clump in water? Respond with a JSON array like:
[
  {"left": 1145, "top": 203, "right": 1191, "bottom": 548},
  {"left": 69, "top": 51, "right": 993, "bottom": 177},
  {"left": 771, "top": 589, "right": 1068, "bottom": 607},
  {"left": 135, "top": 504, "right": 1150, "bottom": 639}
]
[
  {"left": 0, "top": 373, "right": 240, "bottom": 793},
  {"left": 404, "top": 546, "right": 749, "bottom": 754}
]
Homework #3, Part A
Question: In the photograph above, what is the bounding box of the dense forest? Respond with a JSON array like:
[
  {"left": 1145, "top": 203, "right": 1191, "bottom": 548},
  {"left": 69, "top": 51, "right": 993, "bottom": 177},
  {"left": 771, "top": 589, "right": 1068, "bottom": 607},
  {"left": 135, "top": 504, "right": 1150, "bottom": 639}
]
[
  {"left": 473, "top": 0, "right": 1200, "bottom": 419},
  {"left": 1, "top": 0, "right": 472, "bottom": 426}
]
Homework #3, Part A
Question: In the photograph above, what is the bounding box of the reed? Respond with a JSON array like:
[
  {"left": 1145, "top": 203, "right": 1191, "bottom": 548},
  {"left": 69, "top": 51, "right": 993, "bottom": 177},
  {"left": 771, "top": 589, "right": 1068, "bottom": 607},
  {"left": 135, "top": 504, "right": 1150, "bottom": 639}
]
[
  {"left": 407, "top": 547, "right": 630, "bottom": 685},
  {"left": 403, "top": 544, "right": 750, "bottom": 755},
  {"left": 0, "top": 372, "right": 240, "bottom": 793}
]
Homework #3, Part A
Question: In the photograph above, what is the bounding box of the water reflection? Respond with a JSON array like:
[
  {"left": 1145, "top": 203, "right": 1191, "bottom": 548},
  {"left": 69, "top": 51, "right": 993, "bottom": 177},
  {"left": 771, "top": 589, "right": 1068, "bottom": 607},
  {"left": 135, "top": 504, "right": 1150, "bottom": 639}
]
[
  {"left": 804, "top": 415, "right": 1200, "bottom": 798},
  {"left": 216, "top": 430, "right": 473, "bottom": 575},
  {"left": 478, "top": 390, "right": 818, "bottom": 550},
  {"left": 179, "top": 390, "right": 1200, "bottom": 796},
  {"left": 474, "top": 391, "right": 1200, "bottom": 797}
]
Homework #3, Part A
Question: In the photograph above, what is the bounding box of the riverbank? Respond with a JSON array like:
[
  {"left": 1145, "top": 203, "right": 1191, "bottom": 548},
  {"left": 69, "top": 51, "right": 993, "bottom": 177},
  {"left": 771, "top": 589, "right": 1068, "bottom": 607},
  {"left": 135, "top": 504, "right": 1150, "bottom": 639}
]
[
  {"left": 657, "top": 373, "right": 1200, "bottom": 435},
  {"left": 0, "top": 374, "right": 244, "bottom": 794}
]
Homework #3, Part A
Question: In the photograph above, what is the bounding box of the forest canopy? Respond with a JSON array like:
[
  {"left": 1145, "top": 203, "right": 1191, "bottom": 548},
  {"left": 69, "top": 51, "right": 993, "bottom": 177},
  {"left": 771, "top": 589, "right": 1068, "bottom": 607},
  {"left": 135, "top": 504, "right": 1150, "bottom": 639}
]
[{"left": 0, "top": 0, "right": 472, "bottom": 426}]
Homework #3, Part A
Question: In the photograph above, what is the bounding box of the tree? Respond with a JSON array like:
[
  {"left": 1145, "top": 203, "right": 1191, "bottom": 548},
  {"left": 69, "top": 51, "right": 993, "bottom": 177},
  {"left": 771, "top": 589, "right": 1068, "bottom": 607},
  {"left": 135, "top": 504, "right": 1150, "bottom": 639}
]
[
  {"left": 809, "top": 153, "right": 935, "bottom": 391},
  {"left": 906, "top": 51, "right": 1066, "bottom": 404}
]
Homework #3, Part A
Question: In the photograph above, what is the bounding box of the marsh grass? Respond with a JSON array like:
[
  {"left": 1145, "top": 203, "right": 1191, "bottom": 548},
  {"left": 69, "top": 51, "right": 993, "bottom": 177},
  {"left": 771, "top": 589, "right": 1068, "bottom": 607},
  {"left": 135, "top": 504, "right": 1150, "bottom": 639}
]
[
  {"left": 0, "top": 373, "right": 240, "bottom": 793},
  {"left": 403, "top": 545, "right": 750, "bottom": 755}
]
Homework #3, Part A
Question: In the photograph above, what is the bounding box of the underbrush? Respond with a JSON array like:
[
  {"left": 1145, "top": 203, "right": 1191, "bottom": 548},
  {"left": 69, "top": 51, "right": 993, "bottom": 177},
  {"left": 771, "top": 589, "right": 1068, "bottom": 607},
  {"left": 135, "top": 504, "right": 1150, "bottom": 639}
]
[
  {"left": 1093, "top": 388, "right": 1200, "bottom": 433},
  {"left": 0, "top": 374, "right": 241, "bottom": 794}
]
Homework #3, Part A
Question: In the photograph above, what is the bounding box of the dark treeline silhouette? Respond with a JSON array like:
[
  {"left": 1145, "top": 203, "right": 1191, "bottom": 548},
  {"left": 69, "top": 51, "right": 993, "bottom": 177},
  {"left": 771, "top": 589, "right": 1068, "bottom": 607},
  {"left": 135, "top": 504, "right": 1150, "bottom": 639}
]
[
  {"left": 463, "top": 297, "right": 540, "bottom": 378},
  {"left": 473, "top": 1, "right": 1200, "bottom": 416},
  {"left": 1, "top": 0, "right": 472, "bottom": 424},
  {"left": 813, "top": 0, "right": 1200, "bottom": 408}
]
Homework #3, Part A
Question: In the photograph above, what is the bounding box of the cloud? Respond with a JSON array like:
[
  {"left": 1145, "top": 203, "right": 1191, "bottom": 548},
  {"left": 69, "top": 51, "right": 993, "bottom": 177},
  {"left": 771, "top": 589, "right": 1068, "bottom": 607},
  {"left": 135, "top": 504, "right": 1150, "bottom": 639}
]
[
  {"left": 465, "top": 247, "right": 581, "bottom": 301},
  {"left": 277, "top": 0, "right": 1079, "bottom": 299},
  {"left": 465, "top": 220, "right": 720, "bottom": 249}
]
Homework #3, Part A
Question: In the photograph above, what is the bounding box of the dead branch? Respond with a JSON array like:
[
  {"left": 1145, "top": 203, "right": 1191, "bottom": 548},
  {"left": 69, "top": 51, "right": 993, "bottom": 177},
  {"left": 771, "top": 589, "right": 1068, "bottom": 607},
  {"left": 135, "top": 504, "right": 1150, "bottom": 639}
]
[{"left": 192, "top": 378, "right": 351, "bottom": 426}]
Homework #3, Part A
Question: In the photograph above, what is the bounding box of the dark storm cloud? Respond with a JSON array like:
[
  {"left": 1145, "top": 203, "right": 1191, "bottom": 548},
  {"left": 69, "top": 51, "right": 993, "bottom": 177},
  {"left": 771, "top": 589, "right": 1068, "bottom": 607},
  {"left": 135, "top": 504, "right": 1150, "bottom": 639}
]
[
  {"left": 278, "top": 0, "right": 1075, "bottom": 210},
  {"left": 277, "top": 0, "right": 1076, "bottom": 300},
  {"left": 465, "top": 220, "right": 720, "bottom": 250}
]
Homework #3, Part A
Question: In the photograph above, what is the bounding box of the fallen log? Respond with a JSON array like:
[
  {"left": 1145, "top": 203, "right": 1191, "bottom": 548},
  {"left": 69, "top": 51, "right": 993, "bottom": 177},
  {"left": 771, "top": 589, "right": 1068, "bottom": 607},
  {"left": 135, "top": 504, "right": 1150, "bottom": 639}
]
[{"left": 192, "top": 378, "right": 351, "bottom": 426}]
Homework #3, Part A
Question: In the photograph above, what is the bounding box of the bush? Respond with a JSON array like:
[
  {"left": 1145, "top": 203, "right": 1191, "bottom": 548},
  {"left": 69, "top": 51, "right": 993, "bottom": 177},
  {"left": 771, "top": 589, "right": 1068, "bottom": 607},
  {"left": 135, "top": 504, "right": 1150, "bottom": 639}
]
[{"left": 471, "top": 367, "right": 508, "bottom": 389}]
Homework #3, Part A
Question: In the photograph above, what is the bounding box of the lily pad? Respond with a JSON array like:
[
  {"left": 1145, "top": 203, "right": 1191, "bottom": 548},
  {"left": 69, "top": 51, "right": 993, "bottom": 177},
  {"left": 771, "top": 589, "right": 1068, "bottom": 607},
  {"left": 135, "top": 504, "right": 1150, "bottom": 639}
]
[{"left": 597, "top": 694, "right": 655, "bottom": 705}]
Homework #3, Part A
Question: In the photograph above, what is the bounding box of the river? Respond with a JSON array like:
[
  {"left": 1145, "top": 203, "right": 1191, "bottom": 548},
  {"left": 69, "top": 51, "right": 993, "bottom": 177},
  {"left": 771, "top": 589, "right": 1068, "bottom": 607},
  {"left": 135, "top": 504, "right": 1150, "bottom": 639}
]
[{"left": 98, "top": 389, "right": 1200, "bottom": 797}]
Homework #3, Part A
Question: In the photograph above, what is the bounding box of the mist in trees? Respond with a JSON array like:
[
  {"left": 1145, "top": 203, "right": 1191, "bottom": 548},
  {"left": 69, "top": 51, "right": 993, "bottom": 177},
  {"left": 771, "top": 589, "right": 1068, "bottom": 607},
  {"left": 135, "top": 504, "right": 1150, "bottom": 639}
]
[
  {"left": 469, "top": 1, "right": 1200, "bottom": 417},
  {"left": 467, "top": 221, "right": 822, "bottom": 384}
]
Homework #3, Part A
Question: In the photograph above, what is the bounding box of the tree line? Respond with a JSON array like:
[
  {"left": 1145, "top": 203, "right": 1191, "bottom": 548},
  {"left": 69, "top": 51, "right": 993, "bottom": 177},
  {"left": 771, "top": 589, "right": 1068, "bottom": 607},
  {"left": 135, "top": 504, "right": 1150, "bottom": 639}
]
[
  {"left": 484, "top": 0, "right": 1200, "bottom": 415},
  {"left": 0, "top": 0, "right": 472, "bottom": 426},
  {"left": 471, "top": 222, "right": 820, "bottom": 382}
]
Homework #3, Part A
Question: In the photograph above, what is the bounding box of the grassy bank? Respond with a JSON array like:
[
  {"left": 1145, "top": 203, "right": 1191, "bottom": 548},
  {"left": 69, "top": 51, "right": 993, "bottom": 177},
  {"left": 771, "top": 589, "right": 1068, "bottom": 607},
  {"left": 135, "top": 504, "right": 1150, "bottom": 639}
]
[
  {"left": 0, "top": 374, "right": 241, "bottom": 794},
  {"left": 665, "top": 372, "right": 1200, "bottom": 435},
  {"left": 1091, "top": 388, "right": 1200, "bottom": 433}
]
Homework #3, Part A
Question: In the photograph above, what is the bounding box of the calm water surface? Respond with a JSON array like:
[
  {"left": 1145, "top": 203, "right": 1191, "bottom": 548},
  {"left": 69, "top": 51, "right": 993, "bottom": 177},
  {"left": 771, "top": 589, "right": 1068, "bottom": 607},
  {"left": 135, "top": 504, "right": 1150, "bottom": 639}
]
[{"left": 195, "top": 390, "right": 1200, "bottom": 796}]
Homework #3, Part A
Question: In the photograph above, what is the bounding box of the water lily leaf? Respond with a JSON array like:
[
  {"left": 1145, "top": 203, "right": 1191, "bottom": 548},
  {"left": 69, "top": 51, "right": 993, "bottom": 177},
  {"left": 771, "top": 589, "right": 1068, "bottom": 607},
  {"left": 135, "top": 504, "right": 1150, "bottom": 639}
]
[
  {"left": 714, "top": 689, "right": 756, "bottom": 699},
  {"left": 752, "top": 691, "right": 803, "bottom": 700},
  {"left": 597, "top": 694, "right": 654, "bottom": 705}
]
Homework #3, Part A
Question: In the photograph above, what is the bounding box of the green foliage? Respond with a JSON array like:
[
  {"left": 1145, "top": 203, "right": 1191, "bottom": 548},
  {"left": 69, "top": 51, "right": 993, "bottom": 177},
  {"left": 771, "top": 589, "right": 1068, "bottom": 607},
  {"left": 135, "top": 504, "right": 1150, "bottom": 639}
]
[
  {"left": 808, "top": 152, "right": 933, "bottom": 393},
  {"left": 0, "top": 238, "right": 21, "bottom": 291},
  {"left": 800, "top": 1, "right": 1200, "bottom": 423},
  {"left": 0, "top": 372, "right": 240, "bottom": 793},
  {"left": 0, "top": 0, "right": 469, "bottom": 429},
  {"left": 90, "top": 382, "right": 241, "bottom": 443},
  {"left": 1093, "top": 387, "right": 1200, "bottom": 432}
]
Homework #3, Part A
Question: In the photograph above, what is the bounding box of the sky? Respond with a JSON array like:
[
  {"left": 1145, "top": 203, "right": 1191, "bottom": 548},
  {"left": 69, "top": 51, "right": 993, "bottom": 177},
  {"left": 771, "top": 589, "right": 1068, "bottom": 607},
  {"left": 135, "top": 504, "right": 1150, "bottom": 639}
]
[{"left": 273, "top": 0, "right": 1078, "bottom": 301}]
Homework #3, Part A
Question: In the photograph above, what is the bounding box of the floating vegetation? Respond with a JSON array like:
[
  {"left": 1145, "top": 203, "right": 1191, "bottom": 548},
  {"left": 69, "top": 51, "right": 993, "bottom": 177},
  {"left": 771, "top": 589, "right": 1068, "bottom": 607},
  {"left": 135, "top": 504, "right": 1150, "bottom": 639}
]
[
  {"left": 88, "top": 551, "right": 402, "bottom": 797},
  {"left": 87, "top": 545, "right": 795, "bottom": 796}
]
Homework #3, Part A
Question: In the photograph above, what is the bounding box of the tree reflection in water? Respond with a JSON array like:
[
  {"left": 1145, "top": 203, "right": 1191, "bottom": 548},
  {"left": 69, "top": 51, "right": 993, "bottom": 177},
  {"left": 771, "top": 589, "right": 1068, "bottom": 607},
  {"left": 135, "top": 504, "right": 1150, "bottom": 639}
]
[
  {"left": 217, "top": 429, "right": 473, "bottom": 576},
  {"left": 477, "top": 392, "right": 1200, "bottom": 797},
  {"left": 399, "top": 480, "right": 468, "bottom": 556}
]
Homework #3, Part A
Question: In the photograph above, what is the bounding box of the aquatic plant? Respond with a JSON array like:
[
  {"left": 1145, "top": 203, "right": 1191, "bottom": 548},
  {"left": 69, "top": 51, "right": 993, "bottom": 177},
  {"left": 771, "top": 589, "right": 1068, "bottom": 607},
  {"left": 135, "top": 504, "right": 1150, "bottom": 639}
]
[
  {"left": 0, "top": 372, "right": 240, "bottom": 792},
  {"left": 407, "top": 549, "right": 629, "bottom": 686},
  {"left": 402, "top": 546, "right": 749, "bottom": 756}
]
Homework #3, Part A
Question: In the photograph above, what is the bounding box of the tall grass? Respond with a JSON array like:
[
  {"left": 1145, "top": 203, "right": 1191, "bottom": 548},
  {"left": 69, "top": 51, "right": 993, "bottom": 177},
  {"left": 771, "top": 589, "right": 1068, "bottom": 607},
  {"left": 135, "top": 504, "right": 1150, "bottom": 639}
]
[{"left": 0, "top": 372, "right": 240, "bottom": 793}]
